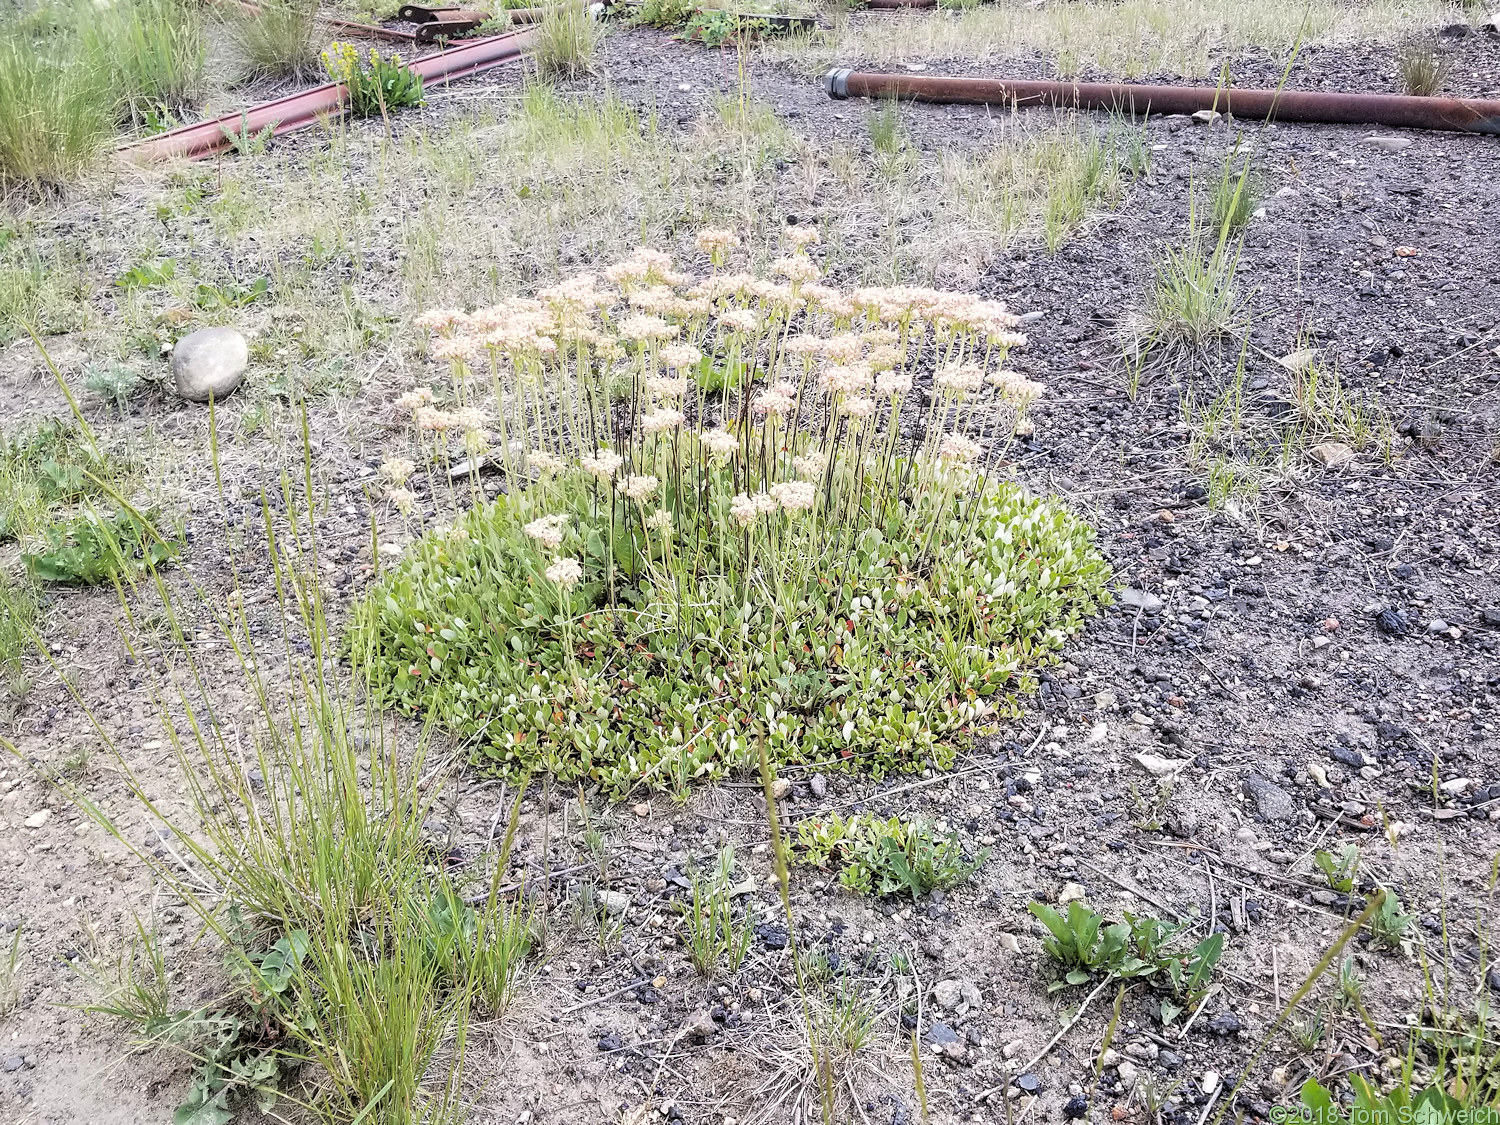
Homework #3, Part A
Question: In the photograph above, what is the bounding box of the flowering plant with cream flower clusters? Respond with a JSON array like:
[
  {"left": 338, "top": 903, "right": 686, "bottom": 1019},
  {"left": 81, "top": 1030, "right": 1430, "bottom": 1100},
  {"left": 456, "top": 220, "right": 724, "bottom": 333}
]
[{"left": 355, "top": 230, "right": 1110, "bottom": 795}]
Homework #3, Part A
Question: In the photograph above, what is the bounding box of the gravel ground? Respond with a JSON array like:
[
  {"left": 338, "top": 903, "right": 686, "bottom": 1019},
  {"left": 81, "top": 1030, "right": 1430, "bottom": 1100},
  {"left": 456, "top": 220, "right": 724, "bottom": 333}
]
[{"left": 2, "top": 16, "right": 1499, "bottom": 1125}]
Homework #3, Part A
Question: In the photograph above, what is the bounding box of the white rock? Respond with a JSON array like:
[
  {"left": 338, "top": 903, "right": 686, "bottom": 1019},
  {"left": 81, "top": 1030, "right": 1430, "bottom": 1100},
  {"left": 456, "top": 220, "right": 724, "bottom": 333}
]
[
  {"left": 599, "top": 890, "right": 631, "bottom": 915},
  {"left": 1058, "top": 881, "right": 1087, "bottom": 905},
  {"left": 24, "top": 809, "right": 51, "bottom": 829},
  {"left": 1116, "top": 1060, "right": 1140, "bottom": 1088},
  {"left": 1118, "top": 588, "right": 1164, "bottom": 613},
  {"left": 171, "top": 326, "right": 248, "bottom": 402},
  {"left": 1310, "top": 441, "right": 1356, "bottom": 468},
  {"left": 933, "top": 979, "right": 966, "bottom": 1010},
  {"left": 1201, "top": 1069, "right": 1222, "bottom": 1095},
  {"left": 1135, "top": 752, "right": 1183, "bottom": 778}
]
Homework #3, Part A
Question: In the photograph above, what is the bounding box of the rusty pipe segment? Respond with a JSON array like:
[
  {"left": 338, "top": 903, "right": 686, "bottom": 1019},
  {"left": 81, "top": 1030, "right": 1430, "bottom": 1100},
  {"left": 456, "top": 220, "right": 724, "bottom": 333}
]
[
  {"left": 862, "top": 0, "right": 937, "bottom": 8},
  {"left": 124, "top": 29, "right": 534, "bottom": 161},
  {"left": 822, "top": 70, "right": 1500, "bottom": 135}
]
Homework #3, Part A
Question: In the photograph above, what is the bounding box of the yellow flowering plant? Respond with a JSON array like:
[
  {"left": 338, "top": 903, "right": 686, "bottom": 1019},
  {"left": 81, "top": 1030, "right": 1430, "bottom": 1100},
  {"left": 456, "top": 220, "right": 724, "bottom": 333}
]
[{"left": 321, "top": 41, "right": 423, "bottom": 118}]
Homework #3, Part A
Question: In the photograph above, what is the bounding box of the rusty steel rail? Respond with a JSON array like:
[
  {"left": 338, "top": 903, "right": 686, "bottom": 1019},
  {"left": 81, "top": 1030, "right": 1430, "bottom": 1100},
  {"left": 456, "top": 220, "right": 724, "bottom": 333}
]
[
  {"left": 123, "top": 29, "right": 533, "bottom": 161},
  {"left": 823, "top": 70, "right": 1500, "bottom": 134},
  {"left": 322, "top": 15, "right": 422, "bottom": 41}
]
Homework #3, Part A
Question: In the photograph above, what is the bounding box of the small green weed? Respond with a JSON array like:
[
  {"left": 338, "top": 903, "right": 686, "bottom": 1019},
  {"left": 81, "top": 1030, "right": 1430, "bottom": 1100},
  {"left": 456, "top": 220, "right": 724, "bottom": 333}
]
[
  {"left": 796, "top": 812, "right": 987, "bottom": 899},
  {"left": 217, "top": 113, "right": 274, "bottom": 158},
  {"left": 1367, "top": 888, "right": 1416, "bottom": 953},
  {"left": 115, "top": 258, "right": 177, "bottom": 290},
  {"left": 23, "top": 506, "right": 180, "bottom": 586},
  {"left": 1313, "top": 844, "right": 1360, "bottom": 895},
  {"left": 193, "top": 276, "right": 270, "bottom": 311},
  {"left": 83, "top": 362, "right": 146, "bottom": 415},
  {"left": 632, "top": 0, "right": 697, "bottom": 26},
  {"left": 681, "top": 8, "right": 742, "bottom": 47},
  {"left": 1029, "top": 901, "right": 1225, "bottom": 1010}
]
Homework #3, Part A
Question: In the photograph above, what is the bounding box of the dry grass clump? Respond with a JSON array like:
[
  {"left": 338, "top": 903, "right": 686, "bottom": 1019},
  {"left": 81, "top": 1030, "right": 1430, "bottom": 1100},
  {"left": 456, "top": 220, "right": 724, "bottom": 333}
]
[{"left": 767, "top": 0, "right": 1462, "bottom": 77}]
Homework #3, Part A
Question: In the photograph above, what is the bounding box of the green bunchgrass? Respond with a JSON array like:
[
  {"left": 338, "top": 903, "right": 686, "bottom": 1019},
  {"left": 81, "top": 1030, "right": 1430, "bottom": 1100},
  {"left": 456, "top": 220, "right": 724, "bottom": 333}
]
[
  {"left": 1210, "top": 146, "right": 1259, "bottom": 235},
  {"left": 351, "top": 249, "right": 1109, "bottom": 795},
  {"left": 4, "top": 389, "right": 533, "bottom": 1125},
  {"left": 0, "top": 35, "right": 112, "bottom": 192},
  {"left": 0, "top": 571, "right": 36, "bottom": 704},
  {"left": 80, "top": 0, "right": 205, "bottom": 121},
  {"left": 868, "top": 102, "right": 905, "bottom": 156},
  {"left": 531, "top": 2, "right": 604, "bottom": 82},
  {"left": 226, "top": 0, "right": 320, "bottom": 81},
  {"left": 1286, "top": 352, "right": 1394, "bottom": 458},
  {"left": 0, "top": 924, "right": 21, "bottom": 1016},
  {"left": 679, "top": 846, "right": 754, "bottom": 977},
  {"left": 1148, "top": 188, "right": 1244, "bottom": 347},
  {"left": 0, "top": 0, "right": 205, "bottom": 190},
  {"left": 1398, "top": 38, "right": 1450, "bottom": 96}
]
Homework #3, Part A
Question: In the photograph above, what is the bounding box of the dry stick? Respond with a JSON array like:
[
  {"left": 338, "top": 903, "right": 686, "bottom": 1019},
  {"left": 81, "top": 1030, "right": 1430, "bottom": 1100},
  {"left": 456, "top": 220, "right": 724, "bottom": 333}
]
[
  {"left": 1176, "top": 982, "right": 1222, "bottom": 1040},
  {"left": 976, "top": 976, "right": 1111, "bottom": 1103},
  {"left": 557, "top": 977, "right": 651, "bottom": 1016},
  {"left": 460, "top": 860, "right": 594, "bottom": 905},
  {"left": 1075, "top": 859, "right": 1181, "bottom": 921}
]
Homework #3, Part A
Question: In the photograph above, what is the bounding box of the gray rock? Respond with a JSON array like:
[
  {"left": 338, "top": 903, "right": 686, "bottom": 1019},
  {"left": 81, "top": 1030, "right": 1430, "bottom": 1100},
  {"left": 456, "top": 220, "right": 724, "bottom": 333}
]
[
  {"left": 1243, "top": 775, "right": 1296, "bottom": 821},
  {"left": 1191, "top": 109, "right": 1222, "bottom": 125},
  {"left": 682, "top": 1009, "right": 719, "bottom": 1040},
  {"left": 2, "top": 1055, "right": 22, "bottom": 1073},
  {"left": 1118, "top": 587, "right": 1164, "bottom": 613},
  {"left": 809, "top": 773, "right": 828, "bottom": 799},
  {"left": 925, "top": 1021, "right": 960, "bottom": 1047},
  {"left": 1362, "top": 135, "right": 1413, "bottom": 153},
  {"left": 933, "top": 979, "right": 981, "bottom": 1012},
  {"left": 171, "top": 326, "right": 248, "bottom": 403},
  {"left": 1207, "top": 1009, "right": 1244, "bottom": 1036},
  {"left": 599, "top": 890, "right": 631, "bottom": 916},
  {"left": 1481, "top": 608, "right": 1500, "bottom": 626},
  {"left": 1427, "top": 618, "right": 1450, "bottom": 634}
]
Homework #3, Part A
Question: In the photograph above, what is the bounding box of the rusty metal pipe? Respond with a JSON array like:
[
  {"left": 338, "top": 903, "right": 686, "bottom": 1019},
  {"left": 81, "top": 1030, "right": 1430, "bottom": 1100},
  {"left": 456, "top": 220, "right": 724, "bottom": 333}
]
[
  {"left": 124, "top": 30, "right": 533, "bottom": 161},
  {"left": 823, "top": 69, "right": 1500, "bottom": 135},
  {"left": 862, "top": 0, "right": 936, "bottom": 7}
]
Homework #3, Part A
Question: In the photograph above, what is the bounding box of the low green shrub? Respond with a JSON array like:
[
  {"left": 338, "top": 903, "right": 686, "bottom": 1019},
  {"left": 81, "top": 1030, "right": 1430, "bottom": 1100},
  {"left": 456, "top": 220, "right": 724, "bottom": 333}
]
[
  {"left": 352, "top": 239, "right": 1109, "bottom": 794},
  {"left": 795, "top": 811, "right": 987, "bottom": 898}
]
